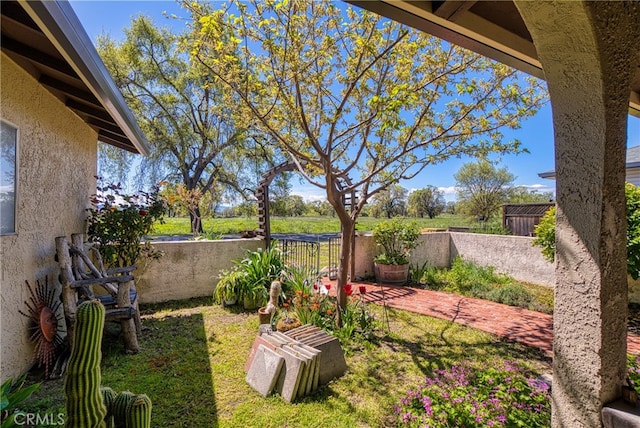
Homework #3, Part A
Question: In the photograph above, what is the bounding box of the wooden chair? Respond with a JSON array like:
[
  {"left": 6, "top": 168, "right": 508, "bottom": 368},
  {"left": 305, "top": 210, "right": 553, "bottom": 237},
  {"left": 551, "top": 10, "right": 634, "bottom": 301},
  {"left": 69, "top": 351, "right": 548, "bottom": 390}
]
[{"left": 56, "top": 233, "right": 141, "bottom": 353}]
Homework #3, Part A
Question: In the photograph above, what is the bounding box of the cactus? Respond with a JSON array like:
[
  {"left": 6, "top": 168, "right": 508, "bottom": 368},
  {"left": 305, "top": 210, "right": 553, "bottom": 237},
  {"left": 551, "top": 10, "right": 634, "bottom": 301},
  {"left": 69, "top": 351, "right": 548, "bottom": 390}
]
[
  {"left": 111, "top": 391, "right": 151, "bottom": 428},
  {"left": 64, "top": 300, "right": 107, "bottom": 428},
  {"left": 101, "top": 387, "right": 117, "bottom": 428},
  {"left": 127, "top": 394, "right": 152, "bottom": 428}
]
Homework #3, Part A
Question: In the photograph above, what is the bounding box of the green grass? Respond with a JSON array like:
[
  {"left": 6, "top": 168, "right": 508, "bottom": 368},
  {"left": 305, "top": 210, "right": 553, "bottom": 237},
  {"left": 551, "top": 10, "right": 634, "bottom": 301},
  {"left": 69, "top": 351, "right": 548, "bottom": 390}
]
[
  {"left": 150, "top": 214, "right": 473, "bottom": 237},
  {"left": 23, "top": 297, "right": 550, "bottom": 427}
]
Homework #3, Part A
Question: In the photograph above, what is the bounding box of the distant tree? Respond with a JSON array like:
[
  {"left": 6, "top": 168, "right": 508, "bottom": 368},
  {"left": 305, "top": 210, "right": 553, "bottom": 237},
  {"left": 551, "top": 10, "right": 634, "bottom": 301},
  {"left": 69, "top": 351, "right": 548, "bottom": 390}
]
[
  {"left": 187, "top": 0, "right": 546, "bottom": 315},
  {"left": 236, "top": 201, "right": 258, "bottom": 217},
  {"left": 408, "top": 186, "right": 446, "bottom": 218},
  {"left": 445, "top": 200, "right": 457, "bottom": 214},
  {"left": 455, "top": 160, "right": 515, "bottom": 222},
  {"left": 272, "top": 195, "right": 306, "bottom": 216},
  {"left": 308, "top": 200, "right": 335, "bottom": 217},
  {"left": 507, "top": 186, "right": 554, "bottom": 203},
  {"left": 369, "top": 185, "right": 408, "bottom": 218}
]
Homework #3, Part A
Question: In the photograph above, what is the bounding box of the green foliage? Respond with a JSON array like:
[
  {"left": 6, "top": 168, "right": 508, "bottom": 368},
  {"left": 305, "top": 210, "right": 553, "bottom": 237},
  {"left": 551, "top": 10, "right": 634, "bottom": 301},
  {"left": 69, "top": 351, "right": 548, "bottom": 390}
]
[
  {"left": 627, "top": 354, "right": 640, "bottom": 394},
  {"left": 87, "top": 179, "right": 167, "bottom": 268},
  {"left": 395, "top": 361, "right": 550, "bottom": 427},
  {"left": 214, "top": 242, "right": 285, "bottom": 306},
  {"left": 532, "top": 206, "right": 556, "bottom": 262},
  {"left": 373, "top": 218, "right": 421, "bottom": 265},
  {"left": 96, "top": 15, "right": 280, "bottom": 224},
  {"left": 368, "top": 185, "right": 408, "bottom": 219},
  {"left": 533, "top": 183, "right": 640, "bottom": 280},
  {"left": 455, "top": 160, "right": 516, "bottom": 223},
  {"left": 411, "top": 257, "right": 549, "bottom": 312},
  {"left": 507, "top": 186, "right": 554, "bottom": 204},
  {"left": 1, "top": 376, "right": 41, "bottom": 428},
  {"left": 407, "top": 186, "right": 445, "bottom": 219},
  {"left": 279, "top": 286, "right": 377, "bottom": 345},
  {"left": 444, "top": 257, "right": 510, "bottom": 295},
  {"left": 486, "top": 284, "right": 533, "bottom": 308},
  {"left": 627, "top": 182, "right": 640, "bottom": 280}
]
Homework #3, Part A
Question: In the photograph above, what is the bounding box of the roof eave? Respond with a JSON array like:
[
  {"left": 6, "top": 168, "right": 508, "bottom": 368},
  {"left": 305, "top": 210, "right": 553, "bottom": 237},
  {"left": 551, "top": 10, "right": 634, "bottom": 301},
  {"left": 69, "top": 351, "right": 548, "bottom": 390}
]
[{"left": 19, "top": 0, "right": 150, "bottom": 156}]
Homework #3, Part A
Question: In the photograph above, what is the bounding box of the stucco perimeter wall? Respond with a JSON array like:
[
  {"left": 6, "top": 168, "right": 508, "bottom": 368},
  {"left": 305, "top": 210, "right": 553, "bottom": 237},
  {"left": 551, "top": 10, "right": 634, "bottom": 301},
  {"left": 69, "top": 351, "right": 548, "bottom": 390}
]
[
  {"left": 0, "top": 54, "right": 97, "bottom": 381},
  {"left": 136, "top": 239, "right": 263, "bottom": 304},
  {"left": 353, "top": 232, "right": 451, "bottom": 279},
  {"left": 449, "top": 232, "right": 554, "bottom": 287}
]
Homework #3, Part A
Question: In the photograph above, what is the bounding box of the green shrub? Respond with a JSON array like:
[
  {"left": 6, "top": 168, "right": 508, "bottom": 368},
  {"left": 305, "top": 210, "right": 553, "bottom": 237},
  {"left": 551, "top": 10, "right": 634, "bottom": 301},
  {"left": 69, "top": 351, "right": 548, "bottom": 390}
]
[
  {"left": 533, "top": 182, "right": 640, "bottom": 280},
  {"left": 373, "top": 218, "right": 421, "bottom": 265},
  {"left": 214, "top": 241, "right": 285, "bottom": 307},
  {"left": 487, "top": 284, "right": 533, "bottom": 308},
  {"left": 87, "top": 179, "right": 167, "bottom": 268},
  {"left": 444, "top": 257, "right": 510, "bottom": 294}
]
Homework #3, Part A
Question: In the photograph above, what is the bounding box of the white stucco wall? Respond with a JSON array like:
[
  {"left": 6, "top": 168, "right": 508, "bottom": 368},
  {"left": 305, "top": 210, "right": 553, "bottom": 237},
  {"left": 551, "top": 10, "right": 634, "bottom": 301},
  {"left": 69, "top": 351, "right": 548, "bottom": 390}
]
[
  {"left": 353, "top": 232, "right": 451, "bottom": 279},
  {"left": 0, "top": 54, "right": 97, "bottom": 381},
  {"left": 449, "top": 232, "right": 555, "bottom": 286},
  {"left": 136, "top": 239, "right": 263, "bottom": 304}
]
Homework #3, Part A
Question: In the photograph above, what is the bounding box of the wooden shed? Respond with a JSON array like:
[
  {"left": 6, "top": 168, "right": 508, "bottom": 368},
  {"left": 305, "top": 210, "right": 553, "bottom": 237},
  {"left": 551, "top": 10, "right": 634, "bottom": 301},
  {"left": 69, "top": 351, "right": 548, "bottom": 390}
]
[{"left": 502, "top": 203, "right": 554, "bottom": 237}]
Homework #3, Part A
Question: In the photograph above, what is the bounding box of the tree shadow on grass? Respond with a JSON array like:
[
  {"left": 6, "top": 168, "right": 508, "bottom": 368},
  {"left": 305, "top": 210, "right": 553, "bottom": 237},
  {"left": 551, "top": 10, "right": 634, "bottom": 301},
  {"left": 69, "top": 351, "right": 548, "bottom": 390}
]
[{"left": 101, "top": 312, "right": 218, "bottom": 427}]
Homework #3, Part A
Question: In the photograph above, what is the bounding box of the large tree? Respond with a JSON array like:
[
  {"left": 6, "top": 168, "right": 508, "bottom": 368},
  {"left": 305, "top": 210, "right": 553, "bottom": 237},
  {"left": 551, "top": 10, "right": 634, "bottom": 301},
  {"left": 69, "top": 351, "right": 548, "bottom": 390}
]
[
  {"left": 96, "top": 15, "right": 280, "bottom": 234},
  {"left": 186, "top": 0, "right": 546, "bottom": 315},
  {"left": 454, "top": 160, "right": 515, "bottom": 222},
  {"left": 369, "top": 185, "right": 408, "bottom": 218},
  {"left": 408, "top": 186, "right": 446, "bottom": 219}
]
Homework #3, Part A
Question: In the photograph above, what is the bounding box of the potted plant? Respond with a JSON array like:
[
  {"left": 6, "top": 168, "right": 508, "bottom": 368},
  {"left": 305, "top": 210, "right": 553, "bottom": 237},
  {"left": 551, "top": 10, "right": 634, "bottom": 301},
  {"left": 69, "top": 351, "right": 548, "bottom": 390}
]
[
  {"left": 372, "top": 218, "right": 420, "bottom": 285},
  {"left": 214, "top": 242, "right": 285, "bottom": 310},
  {"left": 214, "top": 269, "right": 242, "bottom": 306}
]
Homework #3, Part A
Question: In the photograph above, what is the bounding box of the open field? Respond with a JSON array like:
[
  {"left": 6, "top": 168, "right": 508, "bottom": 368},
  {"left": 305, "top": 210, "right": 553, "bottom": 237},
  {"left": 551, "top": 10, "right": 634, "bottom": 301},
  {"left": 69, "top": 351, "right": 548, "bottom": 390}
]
[{"left": 150, "top": 214, "right": 476, "bottom": 237}]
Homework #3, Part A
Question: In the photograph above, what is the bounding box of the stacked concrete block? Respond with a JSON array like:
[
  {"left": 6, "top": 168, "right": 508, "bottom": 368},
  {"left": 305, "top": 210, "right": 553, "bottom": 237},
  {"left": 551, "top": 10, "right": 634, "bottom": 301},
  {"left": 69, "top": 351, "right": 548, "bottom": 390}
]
[{"left": 245, "top": 324, "right": 346, "bottom": 402}]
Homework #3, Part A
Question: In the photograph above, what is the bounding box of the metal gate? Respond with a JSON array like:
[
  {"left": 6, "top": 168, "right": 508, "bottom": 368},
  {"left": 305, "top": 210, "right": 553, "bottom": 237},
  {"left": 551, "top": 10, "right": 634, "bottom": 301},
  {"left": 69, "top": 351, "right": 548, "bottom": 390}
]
[
  {"left": 327, "top": 236, "right": 341, "bottom": 280},
  {"left": 277, "top": 239, "right": 320, "bottom": 275}
]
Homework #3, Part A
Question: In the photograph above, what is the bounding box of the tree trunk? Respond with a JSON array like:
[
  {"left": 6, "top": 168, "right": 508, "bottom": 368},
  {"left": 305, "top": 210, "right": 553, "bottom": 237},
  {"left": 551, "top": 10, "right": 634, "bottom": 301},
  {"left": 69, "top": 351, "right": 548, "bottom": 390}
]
[
  {"left": 190, "top": 208, "right": 204, "bottom": 235},
  {"left": 336, "top": 218, "right": 355, "bottom": 327}
]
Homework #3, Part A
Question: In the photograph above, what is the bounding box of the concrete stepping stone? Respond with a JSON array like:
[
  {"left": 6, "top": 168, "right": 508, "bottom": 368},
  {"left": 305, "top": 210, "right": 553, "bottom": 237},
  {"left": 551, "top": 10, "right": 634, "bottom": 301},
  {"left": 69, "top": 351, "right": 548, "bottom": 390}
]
[
  {"left": 273, "top": 346, "right": 305, "bottom": 403},
  {"left": 245, "top": 344, "right": 284, "bottom": 397},
  {"left": 245, "top": 335, "right": 280, "bottom": 372},
  {"left": 284, "top": 325, "right": 347, "bottom": 385}
]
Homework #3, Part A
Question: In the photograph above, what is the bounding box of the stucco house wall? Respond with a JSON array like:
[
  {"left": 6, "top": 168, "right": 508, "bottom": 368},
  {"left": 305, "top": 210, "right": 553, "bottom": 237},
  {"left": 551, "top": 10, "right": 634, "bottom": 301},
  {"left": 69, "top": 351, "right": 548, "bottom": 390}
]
[{"left": 0, "top": 53, "right": 97, "bottom": 380}]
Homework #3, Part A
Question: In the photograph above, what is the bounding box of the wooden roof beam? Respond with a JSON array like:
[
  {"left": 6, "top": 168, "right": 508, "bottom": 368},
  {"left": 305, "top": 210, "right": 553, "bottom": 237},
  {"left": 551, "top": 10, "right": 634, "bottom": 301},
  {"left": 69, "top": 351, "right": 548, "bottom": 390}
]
[{"left": 432, "top": 0, "right": 477, "bottom": 22}]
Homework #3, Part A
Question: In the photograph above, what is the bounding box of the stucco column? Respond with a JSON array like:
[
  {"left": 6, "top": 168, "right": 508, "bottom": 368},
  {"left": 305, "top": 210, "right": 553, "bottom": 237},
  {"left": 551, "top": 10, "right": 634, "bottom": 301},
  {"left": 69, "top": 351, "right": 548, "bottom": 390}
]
[{"left": 515, "top": 1, "right": 640, "bottom": 427}]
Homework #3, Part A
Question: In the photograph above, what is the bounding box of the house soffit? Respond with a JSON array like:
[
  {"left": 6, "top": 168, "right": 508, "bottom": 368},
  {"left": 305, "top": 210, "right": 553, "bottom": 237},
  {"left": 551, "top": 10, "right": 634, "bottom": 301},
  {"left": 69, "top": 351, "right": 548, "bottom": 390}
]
[
  {"left": 347, "top": 0, "right": 640, "bottom": 118},
  {"left": 0, "top": 1, "right": 149, "bottom": 155}
]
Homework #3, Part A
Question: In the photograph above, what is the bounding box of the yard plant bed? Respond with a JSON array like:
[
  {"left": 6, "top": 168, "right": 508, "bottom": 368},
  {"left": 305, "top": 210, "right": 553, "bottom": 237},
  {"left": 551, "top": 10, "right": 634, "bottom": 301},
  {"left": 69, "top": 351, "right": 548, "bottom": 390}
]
[{"left": 21, "top": 297, "right": 551, "bottom": 427}]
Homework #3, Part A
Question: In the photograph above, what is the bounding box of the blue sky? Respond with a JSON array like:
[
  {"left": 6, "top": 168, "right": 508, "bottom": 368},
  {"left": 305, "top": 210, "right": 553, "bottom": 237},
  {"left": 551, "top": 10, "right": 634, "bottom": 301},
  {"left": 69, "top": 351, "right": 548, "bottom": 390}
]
[{"left": 70, "top": 0, "right": 640, "bottom": 202}]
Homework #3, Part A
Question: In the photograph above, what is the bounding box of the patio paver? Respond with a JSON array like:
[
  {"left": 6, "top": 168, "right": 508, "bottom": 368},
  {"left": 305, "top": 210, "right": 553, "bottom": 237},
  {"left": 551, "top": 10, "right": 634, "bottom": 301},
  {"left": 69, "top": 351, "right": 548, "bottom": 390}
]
[{"left": 327, "top": 281, "right": 640, "bottom": 357}]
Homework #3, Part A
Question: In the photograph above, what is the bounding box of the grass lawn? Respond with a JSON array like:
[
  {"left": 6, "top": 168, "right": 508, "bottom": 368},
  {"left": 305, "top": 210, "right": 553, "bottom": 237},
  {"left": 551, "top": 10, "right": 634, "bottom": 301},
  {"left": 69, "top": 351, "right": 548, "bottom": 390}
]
[
  {"left": 150, "top": 214, "right": 475, "bottom": 237},
  {"left": 24, "top": 297, "right": 550, "bottom": 427}
]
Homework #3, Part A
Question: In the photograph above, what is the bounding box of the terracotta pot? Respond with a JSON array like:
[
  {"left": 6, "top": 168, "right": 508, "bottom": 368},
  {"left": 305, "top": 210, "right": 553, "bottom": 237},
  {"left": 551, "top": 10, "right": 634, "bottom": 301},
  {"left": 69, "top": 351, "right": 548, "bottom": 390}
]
[
  {"left": 258, "top": 306, "right": 272, "bottom": 325},
  {"left": 374, "top": 262, "right": 409, "bottom": 285}
]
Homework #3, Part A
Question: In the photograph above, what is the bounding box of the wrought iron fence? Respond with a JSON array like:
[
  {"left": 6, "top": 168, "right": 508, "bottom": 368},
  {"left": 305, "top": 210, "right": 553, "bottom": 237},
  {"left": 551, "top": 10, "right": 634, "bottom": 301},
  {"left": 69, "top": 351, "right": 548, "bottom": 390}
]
[
  {"left": 327, "top": 236, "right": 341, "bottom": 280},
  {"left": 277, "top": 239, "right": 320, "bottom": 275}
]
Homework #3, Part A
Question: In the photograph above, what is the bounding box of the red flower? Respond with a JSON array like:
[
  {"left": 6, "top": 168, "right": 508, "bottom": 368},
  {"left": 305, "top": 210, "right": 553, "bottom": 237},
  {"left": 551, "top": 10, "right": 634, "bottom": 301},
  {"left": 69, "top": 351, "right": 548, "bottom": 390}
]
[
  {"left": 325, "top": 284, "right": 331, "bottom": 291},
  {"left": 343, "top": 283, "right": 353, "bottom": 296},
  {"left": 139, "top": 209, "right": 148, "bottom": 216},
  {"left": 359, "top": 285, "right": 367, "bottom": 295}
]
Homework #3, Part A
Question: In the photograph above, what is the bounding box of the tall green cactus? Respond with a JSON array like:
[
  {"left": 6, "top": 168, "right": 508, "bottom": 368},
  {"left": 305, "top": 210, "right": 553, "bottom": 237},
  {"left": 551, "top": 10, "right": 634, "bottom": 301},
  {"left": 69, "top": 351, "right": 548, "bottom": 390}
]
[{"left": 64, "top": 300, "right": 107, "bottom": 428}]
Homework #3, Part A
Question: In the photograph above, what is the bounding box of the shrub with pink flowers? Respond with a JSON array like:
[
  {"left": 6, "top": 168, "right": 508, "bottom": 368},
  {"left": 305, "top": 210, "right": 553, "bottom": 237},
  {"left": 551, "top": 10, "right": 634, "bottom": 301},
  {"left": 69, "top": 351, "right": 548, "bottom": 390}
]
[{"left": 394, "top": 360, "right": 550, "bottom": 427}]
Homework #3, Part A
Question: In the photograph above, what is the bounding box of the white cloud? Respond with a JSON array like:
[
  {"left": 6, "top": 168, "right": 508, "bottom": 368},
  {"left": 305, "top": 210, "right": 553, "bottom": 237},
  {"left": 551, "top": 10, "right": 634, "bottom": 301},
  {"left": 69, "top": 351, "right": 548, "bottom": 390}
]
[{"left": 522, "top": 183, "right": 556, "bottom": 194}]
